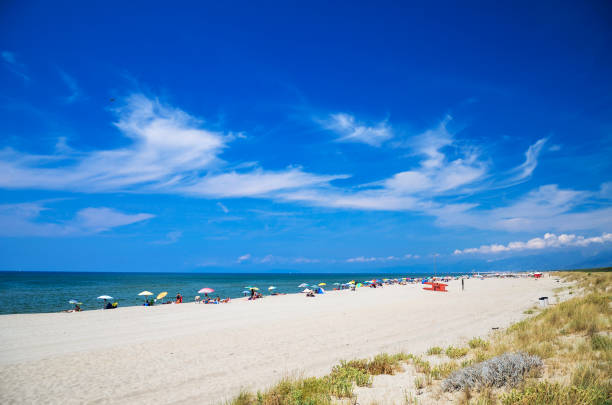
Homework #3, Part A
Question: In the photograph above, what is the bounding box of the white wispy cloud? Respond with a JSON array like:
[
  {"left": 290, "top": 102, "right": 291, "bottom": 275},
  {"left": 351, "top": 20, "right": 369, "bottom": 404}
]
[
  {"left": 234, "top": 254, "right": 320, "bottom": 265},
  {"left": 1, "top": 51, "right": 30, "bottom": 82},
  {"left": 279, "top": 117, "right": 487, "bottom": 211},
  {"left": 237, "top": 253, "right": 252, "bottom": 263},
  {"left": 346, "top": 254, "right": 417, "bottom": 263},
  {"left": 323, "top": 113, "right": 393, "bottom": 146},
  {"left": 58, "top": 69, "right": 82, "bottom": 103},
  {"left": 0, "top": 202, "right": 153, "bottom": 237},
  {"left": 383, "top": 118, "right": 486, "bottom": 194},
  {"left": 0, "top": 94, "right": 345, "bottom": 200},
  {"left": 0, "top": 94, "right": 228, "bottom": 191},
  {"left": 0, "top": 94, "right": 606, "bottom": 237},
  {"left": 152, "top": 230, "right": 182, "bottom": 245},
  {"left": 454, "top": 231, "right": 612, "bottom": 255},
  {"left": 434, "top": 184, "right": 612, "bottom": 233},
  {"left": 254, "top": 254, "right": 320, "bottom": 264},
  {"left": 216, "top": 202, "right": 229, "bottom": 213},
  {"left": 506, "top": 138, "right": 547, "bottom": 182},
  {"left": 181, "top": 168, "right": 347, "bottom": 198}
]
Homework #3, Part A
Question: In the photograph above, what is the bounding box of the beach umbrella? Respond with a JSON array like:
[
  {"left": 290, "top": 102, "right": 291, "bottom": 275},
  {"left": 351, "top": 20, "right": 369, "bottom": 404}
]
[
  {"left": 157, "top": 292, "right": 167, "bottom": 300},
  {"left": 97, "top": 295, "right": 113, "bottom": 300},
  {"left": 318, "top": 283, "right": 326, "bottom": 286},
  {"left": 298, "top": 283, "right": 309, "bottom": 288},
  {"left": 245, "top": 286, "right": 259, "bottom": 291},
  {"left": 302, "top": 288, "right": 312, "bottom": 293},
  {"left": 138, "top": 291, "right": 153, "bottom": 296},
  {"left": 68, "top": 299, "right": 82, "bottom": 305},
  {"left": 242, "top": 290, "right": 250, "bottom": 296},
  {"left": 198, "top": 288, "right": 215, "bottom": 294},
  {"left": 268, "top": 286, "right": 277, "bottom": 290}
]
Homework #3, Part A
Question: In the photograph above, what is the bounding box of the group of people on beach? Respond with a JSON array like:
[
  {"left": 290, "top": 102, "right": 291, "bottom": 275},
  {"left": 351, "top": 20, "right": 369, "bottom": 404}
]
[
  {"left": 196, "top": 293, "right": 231, "bottom": 304},
  {"left": 66, "top": 273, "right": 541, "bottom": 313}
]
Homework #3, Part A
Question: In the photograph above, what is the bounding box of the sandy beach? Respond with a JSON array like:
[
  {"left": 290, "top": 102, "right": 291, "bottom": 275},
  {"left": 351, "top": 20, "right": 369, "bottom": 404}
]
[{"left": 0, "top": 276, "right": 564, "bottom": 404}]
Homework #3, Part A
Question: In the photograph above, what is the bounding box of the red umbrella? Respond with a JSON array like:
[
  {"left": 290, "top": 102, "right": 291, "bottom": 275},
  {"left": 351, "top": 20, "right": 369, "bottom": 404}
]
[{"left": 198, "top": 287, "right": 215, "bottom": 294}]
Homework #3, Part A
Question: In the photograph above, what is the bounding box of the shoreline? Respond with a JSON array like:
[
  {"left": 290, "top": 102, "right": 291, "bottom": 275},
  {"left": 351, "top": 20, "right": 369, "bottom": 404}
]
[
  {"left": 0, "top": 272, "right": 541, "bottom": 316},
  {"left": 0, "top": 276, "right": 563, "bottom": 404}
]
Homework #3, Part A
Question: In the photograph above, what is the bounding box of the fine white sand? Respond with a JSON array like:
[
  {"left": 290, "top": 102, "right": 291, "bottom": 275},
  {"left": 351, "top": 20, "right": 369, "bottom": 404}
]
[{"left": 0, "top": 276, "right": 563, "bottom": 404}]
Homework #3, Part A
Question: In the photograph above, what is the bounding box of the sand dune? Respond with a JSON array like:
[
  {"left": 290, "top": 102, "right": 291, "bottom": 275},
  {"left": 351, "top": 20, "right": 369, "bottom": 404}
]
[{"left": 0, "top": 276, "right": 563, "bottom": 404}]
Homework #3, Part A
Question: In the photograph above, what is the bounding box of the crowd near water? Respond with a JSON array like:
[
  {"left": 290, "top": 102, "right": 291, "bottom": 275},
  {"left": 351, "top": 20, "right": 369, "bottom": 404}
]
[{"left": 0, "top": 271, "right": 536, "bottom": 314}]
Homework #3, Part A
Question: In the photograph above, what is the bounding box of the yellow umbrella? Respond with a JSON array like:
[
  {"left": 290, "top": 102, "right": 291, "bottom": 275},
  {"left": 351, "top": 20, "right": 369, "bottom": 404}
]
[
  {"left": 348, "top": 280, "right": 355, "bottom": 284},
  {"left": 318, "top": 283, "right": 326, "bottom": 286},
  {"left": 157, "top": 292, "right": 167, "bottom": 300}
]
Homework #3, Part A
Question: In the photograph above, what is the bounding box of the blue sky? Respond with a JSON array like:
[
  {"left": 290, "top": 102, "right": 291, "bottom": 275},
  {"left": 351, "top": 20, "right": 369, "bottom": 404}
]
[{"left": 0, "top": 1, "right": 611, "bottom": 272}]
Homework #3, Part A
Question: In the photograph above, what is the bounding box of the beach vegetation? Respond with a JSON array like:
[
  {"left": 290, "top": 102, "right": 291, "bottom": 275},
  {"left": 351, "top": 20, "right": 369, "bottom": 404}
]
[
  {"left": 468, "top": 338, "right": 489, "bottom": 350},
  {"left": 444, "top": 270, "right": 612, "bottom": 403},
  {"left": 590, "top": 333, "right": 612, "bottom": 351},
  {"left": 426, "top": 346, "right": 443, "bottom": 355},
  {"left": 442, "top": 352, "right": 542, "bottom": 391},
  {"left": 342, "top": 352, "right": 409, "bottom": 376},
  {"left": 499, "top": 381, "right": 610, "bottom": 405},
  {"left": 412, "top": 357, "right": 431, "bottom": 373},
  {"left": 227, "top": 352, "right": 412, "bottom": 404},
  {"left": 229, "top": 269, "right": 612, "bottom": 405},
  {"left": 429, "top": 361, "right": 459, "bottom": 380},
  {"left": 445, "top": 346, "right": 469, "bottom": 358}
]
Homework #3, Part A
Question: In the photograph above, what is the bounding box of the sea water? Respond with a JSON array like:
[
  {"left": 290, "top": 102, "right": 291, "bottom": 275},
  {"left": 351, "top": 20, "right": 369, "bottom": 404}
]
[{"left": 0, "top": 271, "right": 455, "bottom": 314}]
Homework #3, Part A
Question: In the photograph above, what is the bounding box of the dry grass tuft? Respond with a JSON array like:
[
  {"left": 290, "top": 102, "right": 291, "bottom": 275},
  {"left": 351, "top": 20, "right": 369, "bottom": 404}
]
[
  {"left": 446, "top": 346, "right": 469, "bottom": 359},
  {"left": 427, "top": 346, "right": 443, "bottom": 355},
  {"left": 468, "top": 338, "right": 490, "bottom": 350}
]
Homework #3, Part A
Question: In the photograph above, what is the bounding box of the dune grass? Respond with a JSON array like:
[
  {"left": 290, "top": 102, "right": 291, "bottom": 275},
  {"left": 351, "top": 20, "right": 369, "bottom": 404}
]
[
  {"left": 227, "top": 353, "right": 412, "bottom": 404},
  {"left": 446, "top": 346, "right": 470, "bottom": 359},
  {"left": 427, "top": 346, "right": 444, "bottom": 355}
]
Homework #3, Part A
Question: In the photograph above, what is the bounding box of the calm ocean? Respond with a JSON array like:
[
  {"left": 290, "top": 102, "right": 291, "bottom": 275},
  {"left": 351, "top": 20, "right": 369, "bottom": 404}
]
[{"left": 0, "top": 271, "right": 457, "bottom": 315}]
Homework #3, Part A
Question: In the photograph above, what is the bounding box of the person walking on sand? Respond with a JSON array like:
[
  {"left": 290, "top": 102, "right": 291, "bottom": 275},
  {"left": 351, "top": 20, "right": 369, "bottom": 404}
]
[{"left": 462, "top": 278, "right": 464, "bottom": 291}]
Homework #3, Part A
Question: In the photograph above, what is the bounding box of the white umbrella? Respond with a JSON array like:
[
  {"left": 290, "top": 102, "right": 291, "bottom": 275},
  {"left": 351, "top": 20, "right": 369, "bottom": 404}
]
[
  {"left": 138, "top": 291, "right": 153, "bottom": 305},
  {"left": 298, "top": 283, "right": 308, "bottom": 288},
  {"left": 97, "top": 295, "right": 113, "bottom": 300},
  {"left": 302, "top": 288, "right": 312, "bottom": 293},
  {"left": 268, "top": 286, "right": 277, "bottom": 290}
]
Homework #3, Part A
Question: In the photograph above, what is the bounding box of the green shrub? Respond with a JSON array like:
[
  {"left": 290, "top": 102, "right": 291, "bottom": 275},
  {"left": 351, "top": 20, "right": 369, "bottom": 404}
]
[
  {"left": 468, "top": 338, "right": 489, "bottom": 350},
  {"left": 446, "top": 346, "right": 469, "bottom": 358},
  {"left": 427, "top": 346, "right": 443, "bottom": 355}
]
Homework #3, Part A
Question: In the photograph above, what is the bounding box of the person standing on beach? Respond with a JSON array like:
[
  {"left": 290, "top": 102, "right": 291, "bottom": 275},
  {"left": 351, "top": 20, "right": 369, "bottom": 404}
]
[{"left": 462, "top": 278, "right": 465, "bottom": 291}]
